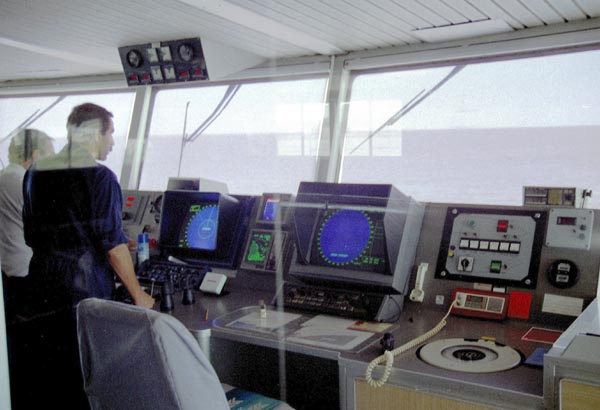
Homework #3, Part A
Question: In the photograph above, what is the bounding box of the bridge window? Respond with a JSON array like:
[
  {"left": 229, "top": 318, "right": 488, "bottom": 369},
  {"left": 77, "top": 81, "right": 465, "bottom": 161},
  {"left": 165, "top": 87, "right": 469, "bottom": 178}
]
[
  {"left": 342, "top": 49, "right": 600, "bottom": 205},
  {"left": 139, "top": 77, "right": 327, "bottom": 194},
  {"left": 0, "top": 92, "right": 135, "bottom": 179}
]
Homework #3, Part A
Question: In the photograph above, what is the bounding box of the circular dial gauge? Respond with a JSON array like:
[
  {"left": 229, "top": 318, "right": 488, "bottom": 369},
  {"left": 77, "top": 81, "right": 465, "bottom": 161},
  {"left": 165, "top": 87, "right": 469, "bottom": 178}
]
[
  {"left": 126, "top": 50, "right": 143, "bottom": 68},
  {"left": 177, "top": 43, "right": 195, "bottom": 62}
]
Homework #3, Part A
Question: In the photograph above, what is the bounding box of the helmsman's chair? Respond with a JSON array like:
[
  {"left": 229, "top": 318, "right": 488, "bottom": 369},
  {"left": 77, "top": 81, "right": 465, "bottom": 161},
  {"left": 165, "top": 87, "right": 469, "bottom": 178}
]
[{"left": 77, "top": 298, "right": 292, "bottom": 410}]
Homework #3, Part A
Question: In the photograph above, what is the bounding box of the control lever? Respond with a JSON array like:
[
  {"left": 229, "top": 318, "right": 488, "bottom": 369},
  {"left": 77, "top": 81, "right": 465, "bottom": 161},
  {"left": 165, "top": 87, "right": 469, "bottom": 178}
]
[
  {"left": 182, "top": 276, "right": 195, "bottom": 305},
  {"left": 409, "top": 262, "right": 428, "bottom": 302},
  {"left": 160, "top": 280, "right": 175, "bottom": 312}
]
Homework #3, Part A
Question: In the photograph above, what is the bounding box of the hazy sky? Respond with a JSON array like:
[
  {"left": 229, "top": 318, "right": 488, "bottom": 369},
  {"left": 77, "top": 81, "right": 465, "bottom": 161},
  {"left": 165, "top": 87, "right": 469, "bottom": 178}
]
[{"left": 349, "top": 49, "right": 600, "bottom": 130}]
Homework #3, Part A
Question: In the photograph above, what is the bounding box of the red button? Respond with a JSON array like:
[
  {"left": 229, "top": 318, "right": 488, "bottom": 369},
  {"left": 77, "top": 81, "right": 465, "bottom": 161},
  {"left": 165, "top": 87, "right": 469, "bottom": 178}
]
[{"left": 497, "top": 220, "right": 509, "bottom": 232}]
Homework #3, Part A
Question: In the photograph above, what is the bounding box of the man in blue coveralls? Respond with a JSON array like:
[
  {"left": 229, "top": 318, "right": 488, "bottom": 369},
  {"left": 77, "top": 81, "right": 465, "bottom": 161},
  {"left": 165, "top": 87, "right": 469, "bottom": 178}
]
[{"left": 18, "top": 103, "right": 155, "bottom": 409}]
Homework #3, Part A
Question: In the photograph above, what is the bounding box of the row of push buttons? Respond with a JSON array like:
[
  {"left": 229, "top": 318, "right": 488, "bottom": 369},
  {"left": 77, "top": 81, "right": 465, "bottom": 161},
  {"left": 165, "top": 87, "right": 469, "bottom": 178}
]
[
  {"left": 459, "top": 238, "right": 521, "bottom": 253},
  {"left": 128, "top": 67, "right": 205, "bottom": 85}
]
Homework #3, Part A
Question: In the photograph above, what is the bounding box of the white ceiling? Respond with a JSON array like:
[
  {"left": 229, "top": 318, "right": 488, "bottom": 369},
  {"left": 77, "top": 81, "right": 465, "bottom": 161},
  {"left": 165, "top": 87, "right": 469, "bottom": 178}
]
[{"left": 1, "top": 0, "right": 599, "bottom": 83}]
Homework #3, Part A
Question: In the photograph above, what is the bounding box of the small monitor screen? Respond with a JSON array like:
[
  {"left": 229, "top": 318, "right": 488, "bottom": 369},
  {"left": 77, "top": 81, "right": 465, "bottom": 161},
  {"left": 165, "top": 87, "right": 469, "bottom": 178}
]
[
  {"left": 241, "top": 228, "right": 289, "bottom": 272},
  {"left": 310, "top": 209, "right": 387, "bottom": 273},
  {"left": 244, "top": 230, "right": 273, "bottom": 264},
  {"left": 260, "top": 197, "right": 280, "bottom": 222}
]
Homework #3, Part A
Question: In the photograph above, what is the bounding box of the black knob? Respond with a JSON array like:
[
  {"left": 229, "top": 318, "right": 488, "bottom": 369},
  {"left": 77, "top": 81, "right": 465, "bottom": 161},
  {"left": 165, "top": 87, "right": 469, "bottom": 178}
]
[{"left": 380, "top": 333, "right": 395, "bottom": 353}]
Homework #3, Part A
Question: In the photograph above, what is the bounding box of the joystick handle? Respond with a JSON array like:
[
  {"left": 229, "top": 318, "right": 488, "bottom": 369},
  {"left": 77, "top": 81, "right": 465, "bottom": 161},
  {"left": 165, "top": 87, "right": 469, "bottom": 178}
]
[{"left": 160, "top": 280, "right": 175, "bottom": 312}]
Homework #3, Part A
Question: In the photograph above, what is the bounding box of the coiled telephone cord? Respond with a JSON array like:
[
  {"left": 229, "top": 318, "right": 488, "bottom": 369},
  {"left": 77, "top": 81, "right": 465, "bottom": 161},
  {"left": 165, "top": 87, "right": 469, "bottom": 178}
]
[{"left": 365, "top": 299, "right": 457, "bottom": 388}]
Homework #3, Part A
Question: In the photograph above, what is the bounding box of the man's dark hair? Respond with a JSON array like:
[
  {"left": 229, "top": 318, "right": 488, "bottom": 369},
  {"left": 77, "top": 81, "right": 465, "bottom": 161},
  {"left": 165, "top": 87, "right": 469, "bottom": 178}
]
[{"left": 67, "top": 103, "right": 114, "bottom": 135}]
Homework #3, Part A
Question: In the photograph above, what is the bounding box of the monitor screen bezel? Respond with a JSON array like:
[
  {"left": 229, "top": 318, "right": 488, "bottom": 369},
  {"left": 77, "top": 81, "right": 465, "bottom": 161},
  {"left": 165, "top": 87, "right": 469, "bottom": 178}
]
[{"left": 158, "top": 190, "right": 251, "bottom": 269}]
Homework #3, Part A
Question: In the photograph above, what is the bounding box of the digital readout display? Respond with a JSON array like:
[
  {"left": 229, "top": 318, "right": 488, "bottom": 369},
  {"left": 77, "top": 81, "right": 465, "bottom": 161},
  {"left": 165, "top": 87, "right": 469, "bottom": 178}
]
[
  {"left": 466, "top": 295, "right": 484, "bottom": 305},
  {"left": 556, "top": 216, "right": 577, "bottom": 226}
]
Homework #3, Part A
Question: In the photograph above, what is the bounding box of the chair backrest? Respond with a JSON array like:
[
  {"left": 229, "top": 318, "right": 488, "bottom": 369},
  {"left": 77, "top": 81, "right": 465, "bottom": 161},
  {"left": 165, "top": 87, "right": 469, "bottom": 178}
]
[{"left": 76, "top": 298, "right": 229, "bottom": 410}]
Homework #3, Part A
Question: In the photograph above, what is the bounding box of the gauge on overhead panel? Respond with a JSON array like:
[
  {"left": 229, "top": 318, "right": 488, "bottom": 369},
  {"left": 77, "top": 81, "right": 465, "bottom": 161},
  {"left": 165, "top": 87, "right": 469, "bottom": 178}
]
[
  {"left": 126, "top": 49, "right": 144, "bottom": 68},
  {"left": 177, "top": 43, "right": 195, "bottom": 62}
]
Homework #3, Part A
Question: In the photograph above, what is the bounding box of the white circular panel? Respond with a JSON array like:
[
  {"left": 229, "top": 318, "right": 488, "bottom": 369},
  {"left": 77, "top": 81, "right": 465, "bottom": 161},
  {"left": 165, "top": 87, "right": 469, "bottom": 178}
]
[{"left": 418, "top": 338, "right": 521, "bottom": 373}]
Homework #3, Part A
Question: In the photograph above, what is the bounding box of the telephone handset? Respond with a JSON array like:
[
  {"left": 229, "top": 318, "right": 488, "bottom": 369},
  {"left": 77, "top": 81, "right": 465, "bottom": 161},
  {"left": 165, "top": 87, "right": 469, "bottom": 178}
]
[{"left": 364, "top": 298, "right": 457, "bottom": 387}]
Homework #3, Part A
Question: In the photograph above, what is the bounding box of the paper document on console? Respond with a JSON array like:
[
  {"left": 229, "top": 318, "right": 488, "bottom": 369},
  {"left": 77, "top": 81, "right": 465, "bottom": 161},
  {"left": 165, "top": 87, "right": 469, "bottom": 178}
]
[
  {"left": 301, "top": 314, "right": 356, "bottom": 330},
  {"left": 287, "top": 315, "right": 375, "bottom": 350},
  {"left": 227, "top": 310, "right": 302, "bottom": 333}
]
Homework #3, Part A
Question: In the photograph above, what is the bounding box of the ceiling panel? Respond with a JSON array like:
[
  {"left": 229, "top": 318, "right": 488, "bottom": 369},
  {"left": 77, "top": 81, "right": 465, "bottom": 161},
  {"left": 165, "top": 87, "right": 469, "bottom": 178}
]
[
  {"left": 345, "top": 0, "right": 421, "bottom": 42},
  {"left": 441, "top": 1, "right": 488, "bottom": 21},
  {"left": 525, "top": 0, "right": 566, "bottom": 24},
  {"left": 548, "top": 0, "right": 587, "bottom": 20},
  {"left": 395, "top": 0, "right": 453, "bottom": 26},
  {"left": 324, "top": 0, "right": 411, "bottom": 46},
  {"left": 418, "top": 0, "right": 471, "bottom": 24},
  {"left": 0, "top": 0, "right": 597, "bottom": 83},
  {"left": 227, "top": 0, "right": 355, "bottom": 48},
  {"left": 0, "top": 44, "right": 110, "bottom": 82},
  {"left": 498, "top": 0, "right": 545, "bottom": 27},
  {"left": 576, "top": 0, "right": 600, "bottom": 16},
  {"left": 467, "top": 1, "right": 525, "bottom": 29},
  {"left": 377, "top": 0, "right": 435, "bottom": 27}
]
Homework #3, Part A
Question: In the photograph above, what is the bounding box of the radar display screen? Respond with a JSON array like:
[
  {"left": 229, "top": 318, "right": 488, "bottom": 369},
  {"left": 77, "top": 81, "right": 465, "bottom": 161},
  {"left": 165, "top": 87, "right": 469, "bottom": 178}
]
[
  {"left": 310, "top": 209, "right": 387, "bottom": 273},
  {"left": 178, "top": 204, "right": 218, "bottom": 250}
]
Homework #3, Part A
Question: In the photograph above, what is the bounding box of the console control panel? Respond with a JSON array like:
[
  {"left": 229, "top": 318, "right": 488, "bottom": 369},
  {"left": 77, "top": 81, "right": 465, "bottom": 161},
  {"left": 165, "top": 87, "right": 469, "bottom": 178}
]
[
  {"left": 451, "top": 288, "right": 509, "bottom": 320},
  {"left": 281, "top": 283, "right": 386, "bottom": 321},
  {"left": 436, "top": 207, "right": 546, "bottom": 288}
]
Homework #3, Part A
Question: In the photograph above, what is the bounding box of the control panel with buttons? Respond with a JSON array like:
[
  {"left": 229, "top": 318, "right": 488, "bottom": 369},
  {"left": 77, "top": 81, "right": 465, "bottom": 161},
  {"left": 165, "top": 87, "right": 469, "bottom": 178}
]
[{"left": 435, "top": 207, "right": 546, "bottom": 288}]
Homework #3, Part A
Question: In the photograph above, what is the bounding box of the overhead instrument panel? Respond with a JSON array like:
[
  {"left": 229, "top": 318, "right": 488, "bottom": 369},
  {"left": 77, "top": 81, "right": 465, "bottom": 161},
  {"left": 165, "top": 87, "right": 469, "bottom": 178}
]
[
  {"left": 118, "top": 38, "right": 208, "bottom": 86},
  {"left": 435, "top": 207, "right": 546, "bottom": 288}
]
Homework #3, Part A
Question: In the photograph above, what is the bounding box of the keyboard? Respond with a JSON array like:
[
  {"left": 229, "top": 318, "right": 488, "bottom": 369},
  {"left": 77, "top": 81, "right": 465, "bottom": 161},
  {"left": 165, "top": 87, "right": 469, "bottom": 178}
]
[{"left": 136, "top": 259, "right": 209, "bottom": 292}]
